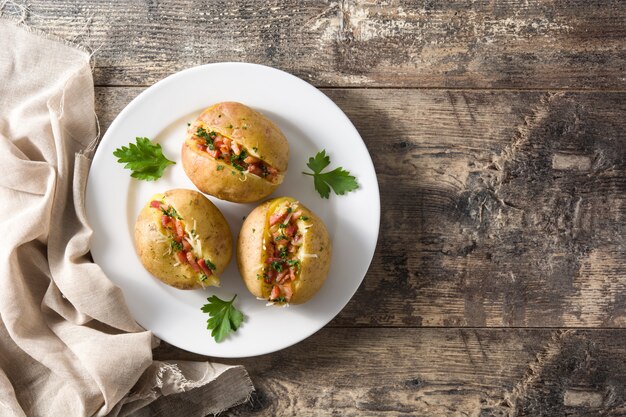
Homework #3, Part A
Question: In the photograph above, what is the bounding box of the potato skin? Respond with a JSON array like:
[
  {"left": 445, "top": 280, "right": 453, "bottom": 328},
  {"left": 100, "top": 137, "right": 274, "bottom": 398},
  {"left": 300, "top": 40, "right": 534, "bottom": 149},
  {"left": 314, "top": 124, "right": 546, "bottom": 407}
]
[
  {"left": 182, "top": 102, "right": 289, "bottom": 203},
  {"left": 237, "top": 197, "right": 332, "bottom": 304},
  {"left": 134, "top": 189, "right": 232, "bottom": 289}
]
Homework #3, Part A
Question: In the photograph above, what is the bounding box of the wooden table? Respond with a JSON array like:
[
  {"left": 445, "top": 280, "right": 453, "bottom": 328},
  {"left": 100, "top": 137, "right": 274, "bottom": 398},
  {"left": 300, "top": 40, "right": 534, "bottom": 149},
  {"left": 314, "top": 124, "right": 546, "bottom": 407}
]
[{"left": 21, "top": 1, "right": 626, "bottom": 415}]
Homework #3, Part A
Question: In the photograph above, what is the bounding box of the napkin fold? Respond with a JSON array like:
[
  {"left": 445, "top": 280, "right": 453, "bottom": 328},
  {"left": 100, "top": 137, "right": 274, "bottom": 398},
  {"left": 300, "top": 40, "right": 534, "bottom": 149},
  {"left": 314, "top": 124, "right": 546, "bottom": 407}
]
[{"left": 0, "top": 19, "right": 253, "bottom": 417}]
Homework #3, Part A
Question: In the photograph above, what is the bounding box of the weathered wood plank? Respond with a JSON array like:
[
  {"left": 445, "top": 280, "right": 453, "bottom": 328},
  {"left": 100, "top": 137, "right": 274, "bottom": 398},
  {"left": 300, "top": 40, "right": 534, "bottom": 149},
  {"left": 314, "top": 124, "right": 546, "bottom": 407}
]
[
  {"left": 17, "top": 0, "right": 626, "bottom": 88},
  {"left": 154, "top": 329, "right": 626, "bottom": 416},
  {"left": 94, "top": 87, "right": 626, "bottom": 328}
]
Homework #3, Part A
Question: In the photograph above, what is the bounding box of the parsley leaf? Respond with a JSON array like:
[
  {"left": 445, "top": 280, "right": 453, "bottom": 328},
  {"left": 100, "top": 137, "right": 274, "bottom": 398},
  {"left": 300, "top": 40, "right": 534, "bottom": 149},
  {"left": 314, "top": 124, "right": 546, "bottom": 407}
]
[
  {"left": 303, "top": 150, "right": 358, "bottom": 198},
  {"left": 113, "top": 137, "right": 175, "bottom": 181},
  {"left": 306, "top": 149, "right": 331, "bottom": 173},
  {"left": 200, "top": 295, "right": 244, "bottom": 343}
]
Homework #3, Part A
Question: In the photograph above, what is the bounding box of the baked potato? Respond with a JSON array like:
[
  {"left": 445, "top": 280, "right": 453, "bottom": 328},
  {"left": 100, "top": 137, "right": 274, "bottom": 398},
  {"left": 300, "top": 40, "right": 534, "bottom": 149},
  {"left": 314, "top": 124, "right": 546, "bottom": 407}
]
[
  {"left": 182, "top": 102, "right": 289, "bottom": 203},
  {"left": 134, "top": 189, "right": 232, "bottom": 289},
  {"left": 237, "top": 197, "right": 332, "bottom": 305}
]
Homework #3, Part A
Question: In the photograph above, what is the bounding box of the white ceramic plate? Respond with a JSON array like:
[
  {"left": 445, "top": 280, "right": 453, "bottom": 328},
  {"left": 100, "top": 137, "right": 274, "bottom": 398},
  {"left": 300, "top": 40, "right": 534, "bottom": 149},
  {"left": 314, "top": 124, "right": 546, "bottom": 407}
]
[{"left": 86, "top": 63, "right": 380, "bottom": 358}]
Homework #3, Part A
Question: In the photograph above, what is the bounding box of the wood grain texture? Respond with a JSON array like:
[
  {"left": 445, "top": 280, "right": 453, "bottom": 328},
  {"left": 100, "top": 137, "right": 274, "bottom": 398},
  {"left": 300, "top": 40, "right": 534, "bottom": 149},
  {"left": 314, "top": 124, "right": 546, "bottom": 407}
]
[
  {"left": 18, "top": 0, "right": 626, "bottom": 88},
  {"left": 95, "top": 87, "right": 626, "bottom": 328},
  {"left": 154, "top": 329, "right": 626, "bottom": 416}
]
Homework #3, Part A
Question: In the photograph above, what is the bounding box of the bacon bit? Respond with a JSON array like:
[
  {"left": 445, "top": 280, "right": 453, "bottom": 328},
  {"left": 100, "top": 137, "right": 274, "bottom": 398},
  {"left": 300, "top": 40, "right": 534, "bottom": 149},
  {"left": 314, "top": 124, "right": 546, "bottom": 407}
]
[
  {"left": 150, "top": 200, "right": 162, "bottom": 209},
  {"left": 276, "top": 270, "right": 289, "bottom": 284},
  {"left": 231, "top": 141, "right": 241, "bottom": 155},
  {"left": 176, "top": 251, "right": 188, "bottom": 264},
  {"left": 182, "top": 239, "right": 191, "bottom": 252},
  {"left": 265, "top": 257, "right": 284, "bottom": 264},
  {"left": 174, "top": 220, "right": 185, "bottom": 240},
  {"left": 161, "top": 215, "right": 171, "bottom": 228},
  {"left": 267, "top": 267, "right": 278, "bottom": 280},
  {"left": 269, "top": 211, "right": 287, "bottom": 226},
  {"left": 197, "top": 259, "right": 213, "bottom": 276},
  {"left": 186, "top": 252, "right": 201, "bottom": 272},
  {"left": 292, "top": 234, "right": 303, "bottom": 245},
  {"left": 244, "top": 155, "right": 260, "bottom": 164},
  {"left": 281, "top": 282, "right": 293, "bottom": 301},
  {"left": 270, "top": 285, "right": 280, "bottom": 300},
  {"left": 223, "top": 137, "right": 231, "bottom": 148},
  {"left": 284, "top": 224, "right": 296, "bottom": 238},
  {"left": 248, "top": 163, "right": 263, "bottom": 177},
  {"left": 197, "top": 143, "right": 207, "bottom": 152},
  {"left": 207, "top": 149, "right": 220, "bottom": 159}
]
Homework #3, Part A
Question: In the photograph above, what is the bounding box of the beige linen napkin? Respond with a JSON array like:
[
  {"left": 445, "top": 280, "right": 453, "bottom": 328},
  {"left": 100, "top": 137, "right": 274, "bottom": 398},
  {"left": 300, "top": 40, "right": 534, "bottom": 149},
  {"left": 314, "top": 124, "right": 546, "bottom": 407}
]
[{"left": 0, "top": 19, "right": 253, "bottom": 417}]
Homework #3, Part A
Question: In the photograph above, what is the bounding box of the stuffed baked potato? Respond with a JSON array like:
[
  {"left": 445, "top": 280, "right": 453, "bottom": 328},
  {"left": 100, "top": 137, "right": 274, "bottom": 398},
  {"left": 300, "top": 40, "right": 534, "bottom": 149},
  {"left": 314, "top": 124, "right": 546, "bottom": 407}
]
[
  {"left": 182, "top": 102, "right": 289, "bottom": 203},
  {"left": 237, "top": 197, "right": 332, "bottom": 305},
  {"left": 134, "top": 189, "right": 232, "bottom": 289}
]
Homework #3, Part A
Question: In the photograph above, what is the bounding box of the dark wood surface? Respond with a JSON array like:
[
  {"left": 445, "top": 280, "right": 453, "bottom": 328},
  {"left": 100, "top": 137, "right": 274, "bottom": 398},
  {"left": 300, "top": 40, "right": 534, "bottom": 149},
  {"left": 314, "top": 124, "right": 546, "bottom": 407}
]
[{"left": 22, "top": 1, "right": 626, "bottom": 415}]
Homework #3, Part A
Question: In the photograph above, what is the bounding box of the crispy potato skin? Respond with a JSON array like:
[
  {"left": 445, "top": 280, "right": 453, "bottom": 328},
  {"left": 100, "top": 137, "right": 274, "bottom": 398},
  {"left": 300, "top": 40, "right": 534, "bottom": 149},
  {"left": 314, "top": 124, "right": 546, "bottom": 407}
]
[
  {"left": 182, "top": 102, "right": 289, "bottom": 203},
  {"left": 134, "top": 189, "right": 232, "bottom": 289},
  {"left": 237, "top": 197, "right": 332, "bottom": 304}
]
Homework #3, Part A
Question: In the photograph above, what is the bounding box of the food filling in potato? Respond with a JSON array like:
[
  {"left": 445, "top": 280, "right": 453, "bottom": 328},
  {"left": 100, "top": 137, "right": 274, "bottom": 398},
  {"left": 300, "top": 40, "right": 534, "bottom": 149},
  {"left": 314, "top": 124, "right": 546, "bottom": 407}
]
[
  {"left": 191, "top": 126, "right": 280, "bottom": 182},
  {"left": 149, "top": 199, "right": 218, "bottom": 286},
  {"left": 260, "top": 200, "right": 309, "bottom": 304}
]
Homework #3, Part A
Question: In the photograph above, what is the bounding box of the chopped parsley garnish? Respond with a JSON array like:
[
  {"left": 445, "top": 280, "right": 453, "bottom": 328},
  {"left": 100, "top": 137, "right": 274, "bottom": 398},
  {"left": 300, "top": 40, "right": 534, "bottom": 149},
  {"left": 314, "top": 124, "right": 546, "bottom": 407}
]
[
  {"left": 287, "top": 259, "right": 301, "bottom": 270},
  {"left": 204, "top": 259, "right": 217, "bottom": 270},
  {"left": 303, "top": 149, "right": 359, "bottom": 199},
  {"left": 271, "top": 261, "right": 284, "bottom": 272},
  {"left": 200, "top": 274, "right": 208, "bottom": 281},
  {"left": 229, "top": 149, "right": 248, "bottom": 172},
  {"left": 275, "top": 235, "right": 287, "bottom": 241},
  {"left": 279, "top": 223, "right": 286, "bottom": 229},
  {"left": 161, "top": 206, "right": 182, "bottom": 219},
  {"left": 201, "top": 295, "right": 244, "bottom": 343},
  {"left": 113, "top": 137, "right": 175, "bottom": 181},
  {"left": 273, "top": 296, "right": 287, "bottom": 303},
  {"left": 279, "top": 248, "right": 288, "bottom": 259},
  {"left": 170, "top": 241, "right": 183, "bottom": 251},
  {"left": 196, "top": 127, "right": 217, "bottom": 149},
  {"left": 217, "top": 165, "right": 224, "bottom": 171},
  {"left": 252, "top": 147, "right": 258, "bottom": 152},
  {"left": 299, "top": 215, "right": 309, "bottom": 221},
  {"left": 286, "top": 207, "right": 292, "bottom": 214}
]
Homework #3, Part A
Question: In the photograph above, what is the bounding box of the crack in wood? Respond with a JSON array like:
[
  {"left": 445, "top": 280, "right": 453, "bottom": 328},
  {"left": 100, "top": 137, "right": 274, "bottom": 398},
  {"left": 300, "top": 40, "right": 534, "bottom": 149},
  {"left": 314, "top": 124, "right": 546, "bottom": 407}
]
[{"left": 494, "top": 329, "right": 573, "bottom": 414}]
